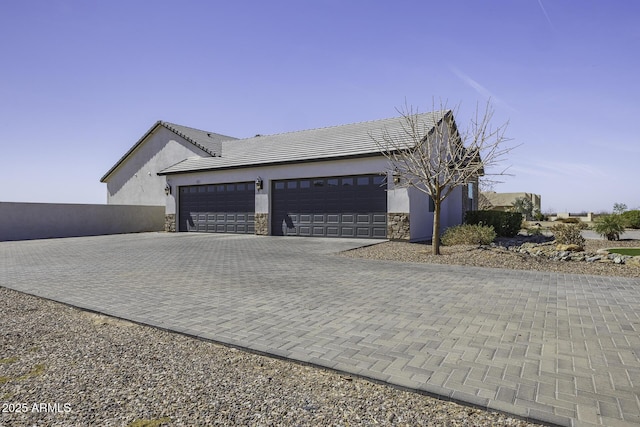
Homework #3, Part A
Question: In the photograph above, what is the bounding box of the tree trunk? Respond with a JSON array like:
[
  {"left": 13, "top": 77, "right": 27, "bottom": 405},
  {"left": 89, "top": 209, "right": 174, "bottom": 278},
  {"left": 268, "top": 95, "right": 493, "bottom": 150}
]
[{"left": 432, "top": 189, "right": 442, "bottom": 255}]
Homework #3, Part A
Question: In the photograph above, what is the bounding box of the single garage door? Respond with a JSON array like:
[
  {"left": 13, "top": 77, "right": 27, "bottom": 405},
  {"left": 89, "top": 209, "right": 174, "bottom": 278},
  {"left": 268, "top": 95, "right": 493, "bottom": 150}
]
[
  {"left": 178, "top": 182, "right": 255, "bottom": 233},
  {"left": 272, "top": 174, "right": 387, "bottom": 238}
]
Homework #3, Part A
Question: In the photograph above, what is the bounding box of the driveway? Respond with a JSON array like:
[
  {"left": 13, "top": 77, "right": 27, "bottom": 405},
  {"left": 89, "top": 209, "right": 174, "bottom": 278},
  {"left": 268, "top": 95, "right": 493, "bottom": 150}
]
[{"left": 1, "top": 233, "right": 640, "bottom": 426}]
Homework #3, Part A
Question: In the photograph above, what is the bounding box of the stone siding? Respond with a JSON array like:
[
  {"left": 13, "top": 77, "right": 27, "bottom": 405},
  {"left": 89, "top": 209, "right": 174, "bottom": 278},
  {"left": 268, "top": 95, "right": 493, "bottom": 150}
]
[
  {"left": 164, "top": 214, "right": 176, "bottom": 232},
  {"left": 255, "top": 213, "right": 268, "bottom": 236},
  {"left": 387, "top": 213, "right": 410, "bottom": 240}
]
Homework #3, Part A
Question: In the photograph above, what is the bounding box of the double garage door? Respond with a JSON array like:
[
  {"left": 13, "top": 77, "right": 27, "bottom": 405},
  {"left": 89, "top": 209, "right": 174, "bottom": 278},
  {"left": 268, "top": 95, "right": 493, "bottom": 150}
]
[
  {"left": 179, "top": 174, "right": 387, "bottom": 238},
  {"left": 272, "top": 174, "right": 387, "bottom": 238},
  {"left": 178, "top": 182, "right": 255, "bottom": 233}
]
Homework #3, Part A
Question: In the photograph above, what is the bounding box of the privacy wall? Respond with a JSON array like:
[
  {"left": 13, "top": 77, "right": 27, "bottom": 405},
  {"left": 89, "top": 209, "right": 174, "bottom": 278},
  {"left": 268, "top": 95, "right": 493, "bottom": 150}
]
[{"left": 0, "top": 202, "right": 164, "bottom": 241}]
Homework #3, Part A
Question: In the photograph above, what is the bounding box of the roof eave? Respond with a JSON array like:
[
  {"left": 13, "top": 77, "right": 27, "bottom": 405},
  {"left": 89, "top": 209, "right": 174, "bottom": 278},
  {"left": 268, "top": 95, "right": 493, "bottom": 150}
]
[
  {"left": 100, "top": 121, "right": 218, "bottom": 183},
  {"left": 158, "top": 152, "right": 386, "bottom": 176},
  {"left": 100, "top": 121, "right": 164, "bottom": 183}
]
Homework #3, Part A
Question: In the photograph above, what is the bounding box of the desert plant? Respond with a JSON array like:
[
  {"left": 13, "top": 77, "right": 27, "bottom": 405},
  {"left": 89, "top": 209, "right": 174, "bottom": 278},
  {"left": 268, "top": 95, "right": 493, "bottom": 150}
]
[
  {"left": 620, "top": 210, "right": 640, "bottom": 229},
  {"left": 593, "top": 214, "right": 625, "bottom": 241},
  {"left": 511, "top": 197, "right": 534, "bottom": 220},
  {"left": 465, "top": 210, "right": 522, "bottom": 237},
  {"left": 533, "top": 209, "right": 545, "bottom": 221},
  {"left": 441, "top": 224, "right": 496, "bottom": 246},
  {"left": 551, "top": 224, "right": 585, "bottom": 247},
  {"left": 527, "top": 227, "right": 542, "bottom": 236}
]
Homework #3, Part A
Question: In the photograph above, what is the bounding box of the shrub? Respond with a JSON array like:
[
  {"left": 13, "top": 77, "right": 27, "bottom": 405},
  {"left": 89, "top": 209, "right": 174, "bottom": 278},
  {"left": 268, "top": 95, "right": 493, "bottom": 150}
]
[
  {"left": 527, "top": 227, "right": 542, "bottom": 236},
  {"left": 558, "top": 217, "right": 580, "bottom": 224},
  {"left": 593, "top": 214, "right": 625, "bottom": 240},
  {"left": 464, "top": 210, "right": 522, "bottom": 237},
  {"left": 533, "top": 210, "right": 546, "bottom": 221},
  {"left": 551, "top": 224, "right": 585, "bottom": 247},
  {"left": 620, "top": 210, "right": 640, "bottom": 229},
  {"left": 441, "top": 224, "right": 496, "bottom": 246}
]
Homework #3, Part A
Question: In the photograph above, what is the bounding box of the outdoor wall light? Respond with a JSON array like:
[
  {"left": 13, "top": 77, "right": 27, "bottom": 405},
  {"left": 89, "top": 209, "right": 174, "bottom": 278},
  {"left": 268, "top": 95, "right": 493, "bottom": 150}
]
[
  {"left": 165, "top": 183, "right": 172, "bottom": 195},
  {"left": 255, "top": 177, "right": 263, "bottom": 191},
  {"left": 392, "top": 169, "right": 401, "bottom": 184}
]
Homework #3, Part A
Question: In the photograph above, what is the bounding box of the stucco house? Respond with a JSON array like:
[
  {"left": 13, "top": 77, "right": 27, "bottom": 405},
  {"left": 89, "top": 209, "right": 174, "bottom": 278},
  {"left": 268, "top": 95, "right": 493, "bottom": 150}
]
[{"left": 101, "top": 111, "right": 479, "bottom": 241}]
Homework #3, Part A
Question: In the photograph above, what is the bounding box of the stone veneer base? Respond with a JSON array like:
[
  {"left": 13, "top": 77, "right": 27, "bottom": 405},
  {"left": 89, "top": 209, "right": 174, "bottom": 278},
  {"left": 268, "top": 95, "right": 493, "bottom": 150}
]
[
  {"left": 387, "top": 213, "right": 410, "bottom": 240},
  {"left": 255, "top": 213, "right": 268, "bottom": 236},
  {"left": 164, "top": 214, "right": 176, "bottom": 232}
]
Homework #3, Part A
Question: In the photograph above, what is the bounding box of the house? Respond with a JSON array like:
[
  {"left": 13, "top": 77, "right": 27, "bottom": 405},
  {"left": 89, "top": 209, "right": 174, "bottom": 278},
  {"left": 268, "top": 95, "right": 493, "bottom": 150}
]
[
  {"left": 101, "top": 111, "right": 479, "bottom": 241},
  {"left": 479, "top": 192, "right": 541, "bottom": 213}
]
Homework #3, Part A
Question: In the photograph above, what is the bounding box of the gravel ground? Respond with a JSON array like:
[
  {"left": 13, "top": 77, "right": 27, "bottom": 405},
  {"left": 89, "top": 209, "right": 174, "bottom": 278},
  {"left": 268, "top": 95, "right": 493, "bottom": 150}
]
[
  {"left": 0, "top": 288, "right": 541, "bottom": 427},
  {"left": 341, "top": 238, "right": 640, "bottom": 278}
]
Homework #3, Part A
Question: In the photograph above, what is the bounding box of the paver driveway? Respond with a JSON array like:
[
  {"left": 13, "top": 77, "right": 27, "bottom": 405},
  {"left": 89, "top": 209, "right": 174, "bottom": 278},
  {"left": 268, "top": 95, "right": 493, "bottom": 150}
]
[{"left": 1, "top": 233, "right": 640, "bottom": 426}]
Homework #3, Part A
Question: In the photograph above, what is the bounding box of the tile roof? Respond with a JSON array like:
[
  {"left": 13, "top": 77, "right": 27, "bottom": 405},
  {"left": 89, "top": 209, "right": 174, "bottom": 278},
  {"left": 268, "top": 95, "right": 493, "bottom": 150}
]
[
  {"left": 159, "top": 110, "right": 449, "bottom": 175},
  {"left": 160, "top": 121, "right": 237, "bottom": 156},
  {"left": 100, "top": 121, "right": 237, "bottom": 182}
]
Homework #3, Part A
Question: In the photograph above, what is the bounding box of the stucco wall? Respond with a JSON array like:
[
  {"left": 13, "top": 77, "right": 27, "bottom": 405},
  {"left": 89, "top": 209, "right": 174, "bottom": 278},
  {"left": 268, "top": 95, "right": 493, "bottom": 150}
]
[
  {"left": 165, "top": 155, "right": 411, "bottom": 219},
  {"left": 0, "top": 202, "right": 164, "bottom": 241},
  {"left": 105, "top": 126, "right": 210, "bottom": 206},
  {"left": 162, "top": 156, "right": 466, "bottom": 241}
]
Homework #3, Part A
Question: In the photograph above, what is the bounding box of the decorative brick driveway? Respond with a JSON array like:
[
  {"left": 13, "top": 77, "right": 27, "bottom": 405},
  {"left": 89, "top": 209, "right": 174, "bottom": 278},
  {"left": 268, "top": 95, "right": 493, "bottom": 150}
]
[{"left": 1, "top": 233, "right": 640, "bottom": 426}]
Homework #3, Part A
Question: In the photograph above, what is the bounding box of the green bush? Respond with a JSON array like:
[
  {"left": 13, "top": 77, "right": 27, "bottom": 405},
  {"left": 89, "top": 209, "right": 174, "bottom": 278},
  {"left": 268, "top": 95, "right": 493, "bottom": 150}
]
[
  {"left": 527, "top": 227, "right": 542, "bottom": 236},
  {"left": 620, "top": 210, "right": 640, "bottom": 229},
  {"left": 551, "top": 224, "right": 585, "bottom": 247},
  {"left": 441, "top": 224, "right": 497, "bottom": 246},
  {"left": 464, "top": 210, "right": 522, "bottom": 237},
  {"left": 593, "top": 214, "right": 625, "bottom": 240},
  {"left": 558, "top": 217, "right": 580, "bottom": 224},
  {"left": 533, "top": 210, "right": 546, "bottom": 221}
]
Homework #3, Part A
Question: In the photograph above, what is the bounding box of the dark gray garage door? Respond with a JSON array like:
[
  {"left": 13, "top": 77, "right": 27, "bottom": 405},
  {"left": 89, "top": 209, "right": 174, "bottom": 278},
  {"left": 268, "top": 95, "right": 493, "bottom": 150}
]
[
  {"left": 272, "top": 174, "right": 387, "bottom": 238},
  {"left": 179, "top": 182, "right": 255, "bottom": 233}
]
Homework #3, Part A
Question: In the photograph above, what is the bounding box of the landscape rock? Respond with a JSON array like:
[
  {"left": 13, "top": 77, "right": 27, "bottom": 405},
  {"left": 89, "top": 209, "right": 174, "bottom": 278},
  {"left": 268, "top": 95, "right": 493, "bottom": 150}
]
[{"left": 556, "top": 244, "right": 583, "bottom": 252}]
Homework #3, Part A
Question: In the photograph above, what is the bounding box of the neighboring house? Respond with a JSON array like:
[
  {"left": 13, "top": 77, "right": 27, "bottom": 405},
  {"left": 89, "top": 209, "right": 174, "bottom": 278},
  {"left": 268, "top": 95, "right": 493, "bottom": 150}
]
[
  {"left": 480, "top": 192, "right": 541, "bottom": 213},
  {"left": 101, "top": 111, "right": 479, "bottom": 241}
]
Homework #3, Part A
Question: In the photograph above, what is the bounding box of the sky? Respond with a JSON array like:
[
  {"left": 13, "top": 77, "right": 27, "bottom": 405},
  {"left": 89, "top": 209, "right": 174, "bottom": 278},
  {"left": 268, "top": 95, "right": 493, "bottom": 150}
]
[{"left": 1, "top": 0, "right": 638, "bottom": 213}]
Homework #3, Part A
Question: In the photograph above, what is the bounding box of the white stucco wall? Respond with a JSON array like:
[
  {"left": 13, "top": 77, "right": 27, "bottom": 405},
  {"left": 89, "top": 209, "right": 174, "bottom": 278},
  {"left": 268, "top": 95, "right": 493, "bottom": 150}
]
[{"left": 104, "top": 126, "right": 210, "bottom": 206}]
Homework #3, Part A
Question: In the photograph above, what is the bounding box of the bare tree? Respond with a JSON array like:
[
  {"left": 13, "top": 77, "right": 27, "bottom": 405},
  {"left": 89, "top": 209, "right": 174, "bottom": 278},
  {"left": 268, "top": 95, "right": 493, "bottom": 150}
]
[{"left": 371, "top": 100, "right": 514, "bottom": 255}]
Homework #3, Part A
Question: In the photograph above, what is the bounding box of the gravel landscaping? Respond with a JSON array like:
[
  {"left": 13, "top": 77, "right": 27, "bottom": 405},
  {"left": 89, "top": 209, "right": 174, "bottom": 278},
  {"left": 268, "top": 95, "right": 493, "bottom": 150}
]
[
  {"left": 0, "top": 287, "right": 541, "bottom": 427},
  {"left": 341, "top": 238, "right": 640, "bottom": 278}
]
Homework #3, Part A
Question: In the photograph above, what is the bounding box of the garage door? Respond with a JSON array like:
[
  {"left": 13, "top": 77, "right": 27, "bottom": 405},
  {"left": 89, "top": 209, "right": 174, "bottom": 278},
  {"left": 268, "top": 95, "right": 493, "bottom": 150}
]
[
  {"left": 272, "top": 174, "right": 387, "bottom": 238},
  {"left": 178, "top": 182, "right": 255, "bottom": 233}
]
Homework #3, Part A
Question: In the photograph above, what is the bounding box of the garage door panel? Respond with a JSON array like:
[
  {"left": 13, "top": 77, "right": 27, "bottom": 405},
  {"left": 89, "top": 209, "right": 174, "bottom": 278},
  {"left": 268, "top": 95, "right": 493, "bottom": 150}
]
[
  {"left": 357, "top": 227, "right": 372, "bottom": 237},
  {"left": 341, "top": 227, "right": 355, "bottom": 237},
  {"left": 272, "top": 174, "right": 387, "bottom": 238},
  {"left": 178, "top": 183, "right": 255, "bottom": 234},
  {"left": 299, "top": 214, "right": 312, "bottom": 223},
  {"left": 373, "top": 214, "right": 387, "bottom": 224}
]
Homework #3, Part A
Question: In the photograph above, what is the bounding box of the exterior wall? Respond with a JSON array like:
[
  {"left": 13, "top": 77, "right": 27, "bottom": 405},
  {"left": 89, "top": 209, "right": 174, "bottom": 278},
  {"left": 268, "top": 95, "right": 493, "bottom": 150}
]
[
  {"left": 166, "top": 156, "right": 416, "bottom": 238},
  {"left": 105, "top": 126, "right": 210, "bottom": 207},
  {"left": 0, "top": 202, "right": 164, "bottom": 241},
  {"left": 164, "top": 157, "right": 468, "bottom": 241}
]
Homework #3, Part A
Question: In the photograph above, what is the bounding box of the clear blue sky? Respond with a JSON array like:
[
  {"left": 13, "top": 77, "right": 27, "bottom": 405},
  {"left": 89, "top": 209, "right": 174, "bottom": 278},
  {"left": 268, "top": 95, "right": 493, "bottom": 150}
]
[{"left": 1, "top": 0, "right": 638, "bottom": 213}]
